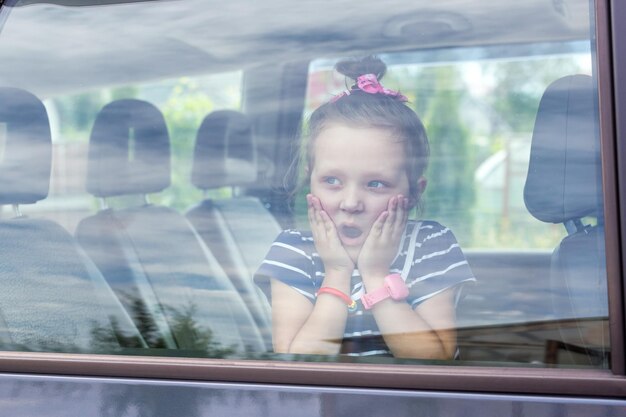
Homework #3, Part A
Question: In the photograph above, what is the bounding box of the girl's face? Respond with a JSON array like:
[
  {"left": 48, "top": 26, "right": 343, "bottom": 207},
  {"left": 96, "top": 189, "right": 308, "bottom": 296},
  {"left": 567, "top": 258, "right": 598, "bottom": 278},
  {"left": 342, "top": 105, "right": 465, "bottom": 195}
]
[{"left": 310, "top": 123, "right": 412, "bottom": 262}]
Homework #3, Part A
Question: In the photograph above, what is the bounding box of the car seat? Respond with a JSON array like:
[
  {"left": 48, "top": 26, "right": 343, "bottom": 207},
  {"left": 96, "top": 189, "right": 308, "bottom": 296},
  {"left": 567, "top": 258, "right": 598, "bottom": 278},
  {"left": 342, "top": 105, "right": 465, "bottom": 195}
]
[
  {"left": 186, "top": 110, "right": 281, "bottom": 347},
  {"left": 524, "top": 74, "right": 609, "bottom": 366},
  {"left": 0, "top": 87, "right": 145, "bottom": 352},
  {"left": 75, "top": 99, "right": 266, "bottom": 355}
]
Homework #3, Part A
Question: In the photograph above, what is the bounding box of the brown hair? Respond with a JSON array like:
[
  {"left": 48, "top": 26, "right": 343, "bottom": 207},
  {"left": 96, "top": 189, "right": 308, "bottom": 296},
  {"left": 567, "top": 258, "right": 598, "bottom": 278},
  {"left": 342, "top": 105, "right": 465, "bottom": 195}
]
[{"left": 294, "top": 56, "right": 430, "bottom": 206}]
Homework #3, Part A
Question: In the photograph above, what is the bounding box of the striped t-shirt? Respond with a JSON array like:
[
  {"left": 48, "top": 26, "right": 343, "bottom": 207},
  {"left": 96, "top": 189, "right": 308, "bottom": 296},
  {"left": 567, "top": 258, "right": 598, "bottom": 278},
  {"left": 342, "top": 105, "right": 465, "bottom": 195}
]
[{"left": 254, "top": 220, "right": 476, "bottom": 357}]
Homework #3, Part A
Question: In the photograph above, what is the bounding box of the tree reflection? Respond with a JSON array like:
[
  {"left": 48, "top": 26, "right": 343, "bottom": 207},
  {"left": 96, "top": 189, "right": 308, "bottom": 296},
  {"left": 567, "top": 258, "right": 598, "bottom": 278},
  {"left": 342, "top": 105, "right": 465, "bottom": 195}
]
[
  {"left": 167, "top": 303, "right": 235, "bottom": 357},
  {"left": 0, "top": 293, "right": 611, "bottom": 368},
  {"left": 98, "top": 294, "right": 237, "bottom": 358},
  {"left": 0, "top": 295, "right": 236, "bottom": 358},
  {"left": 89, "top": 316, "right": 146, "bottom": 350},
  {"left": 123, "top": 294, "right": 167, "bottom": 349}
]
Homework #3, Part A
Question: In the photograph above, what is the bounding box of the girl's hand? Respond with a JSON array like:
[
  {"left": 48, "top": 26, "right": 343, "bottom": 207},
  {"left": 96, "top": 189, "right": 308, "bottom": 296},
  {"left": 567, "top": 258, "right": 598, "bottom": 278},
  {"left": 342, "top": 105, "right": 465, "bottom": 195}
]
[
  {"left": 307, "top": 194, "right": 355, "bottom": 273},
  {"left": 357, "top": 194, "right": 409, "bottom": 279}
]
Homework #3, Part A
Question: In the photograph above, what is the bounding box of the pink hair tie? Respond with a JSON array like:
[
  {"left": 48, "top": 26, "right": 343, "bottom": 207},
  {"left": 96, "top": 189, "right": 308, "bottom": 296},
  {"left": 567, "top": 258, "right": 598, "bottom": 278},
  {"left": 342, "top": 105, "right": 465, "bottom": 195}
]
[{"left": 331, "top": 73, "right": 408, "bottom": 103}]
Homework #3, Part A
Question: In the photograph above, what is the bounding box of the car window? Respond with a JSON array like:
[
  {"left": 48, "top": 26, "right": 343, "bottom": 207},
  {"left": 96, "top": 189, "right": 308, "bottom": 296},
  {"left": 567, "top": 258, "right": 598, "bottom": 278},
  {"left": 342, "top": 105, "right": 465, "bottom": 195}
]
[
  {"left": 298, "top": 47, "right": 608, "bottom": 367},
  {"left": 0, "top": 0, "right": 610, "bottom": 369}
]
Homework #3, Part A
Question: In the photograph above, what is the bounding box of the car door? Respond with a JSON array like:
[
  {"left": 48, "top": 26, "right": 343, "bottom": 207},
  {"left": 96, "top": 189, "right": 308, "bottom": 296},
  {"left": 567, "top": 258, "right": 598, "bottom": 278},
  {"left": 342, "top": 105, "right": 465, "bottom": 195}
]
[{"left": 0, "top": 0, "right": 625, "bottom": 415}]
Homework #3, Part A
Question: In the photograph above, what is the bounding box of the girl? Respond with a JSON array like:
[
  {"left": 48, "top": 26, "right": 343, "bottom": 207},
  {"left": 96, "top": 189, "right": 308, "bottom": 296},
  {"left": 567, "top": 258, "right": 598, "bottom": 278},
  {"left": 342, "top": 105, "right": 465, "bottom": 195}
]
[{"left": 254, "top": 56, "right": 475, "bottom": 359}]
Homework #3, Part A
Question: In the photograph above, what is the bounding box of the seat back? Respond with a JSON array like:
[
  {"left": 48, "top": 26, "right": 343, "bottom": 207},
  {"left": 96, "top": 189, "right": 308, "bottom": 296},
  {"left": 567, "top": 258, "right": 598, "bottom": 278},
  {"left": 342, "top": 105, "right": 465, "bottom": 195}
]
[
  {"left": 76, "top": 100, "right": 266, "bottom": 354},
  {"left": 187, "top": 110, "right": 281, "bottom": 347},
  {"left": 524, "top": 74, "right": 608, "bottom": 366},
  {"left": 0, "top": 87, "right": 145, "bottom": 352}
]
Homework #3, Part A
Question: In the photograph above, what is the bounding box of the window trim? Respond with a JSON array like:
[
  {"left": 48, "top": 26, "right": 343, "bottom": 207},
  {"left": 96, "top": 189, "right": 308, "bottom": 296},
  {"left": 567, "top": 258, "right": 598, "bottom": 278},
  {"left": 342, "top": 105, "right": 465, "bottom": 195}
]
[
  {"left": 0, "top": 0, "right": 624, "bottom": 398},
  {"left": 606, "top": 0, "right": 626, "bottom": 377},
  {"left": 0, "top": 352, "right": 625, "bottom": 398}
]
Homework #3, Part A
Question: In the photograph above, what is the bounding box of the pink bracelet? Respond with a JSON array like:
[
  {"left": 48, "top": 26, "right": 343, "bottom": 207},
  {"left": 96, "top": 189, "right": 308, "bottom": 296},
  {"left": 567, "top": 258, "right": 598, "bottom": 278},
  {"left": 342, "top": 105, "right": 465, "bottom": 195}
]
[{"left": 316, "top": 287, "right": 357, "bottom": 312}]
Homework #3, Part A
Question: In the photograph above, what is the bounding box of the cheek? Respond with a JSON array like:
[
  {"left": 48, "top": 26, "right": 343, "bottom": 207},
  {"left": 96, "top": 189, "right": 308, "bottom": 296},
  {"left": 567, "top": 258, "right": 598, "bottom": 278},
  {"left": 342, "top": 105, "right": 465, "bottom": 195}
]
[
  {"left": 309, "top": 186, "right": 337, "bottom": 213},
  {"left": 368, "top": 194, "right": 392, "bottom": 214},
  {"left": 359, "top": 197, "right": 391, "bottom": 231}
]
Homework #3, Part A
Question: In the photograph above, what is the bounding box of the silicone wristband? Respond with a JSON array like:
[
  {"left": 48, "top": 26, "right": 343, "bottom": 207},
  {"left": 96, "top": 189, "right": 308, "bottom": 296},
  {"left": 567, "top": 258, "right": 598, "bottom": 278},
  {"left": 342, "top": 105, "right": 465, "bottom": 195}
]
[
  {"left": 361, "top": 273, "right": 409, "bottom": 310},
  {"left": 316, "top": 287, "right": 357, "bottom": 312}
]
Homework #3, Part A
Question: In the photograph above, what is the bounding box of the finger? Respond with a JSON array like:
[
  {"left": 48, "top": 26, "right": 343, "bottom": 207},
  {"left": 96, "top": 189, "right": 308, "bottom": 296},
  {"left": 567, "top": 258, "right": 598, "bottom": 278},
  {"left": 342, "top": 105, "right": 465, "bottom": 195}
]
[
  {"left": 310, "top": 195, "right": 324, "bottom": 222},
  {"left": 319, "top": 211, "right": 345, "bottom": 250},
  {"left": 319, "top": 210, "right": 336, "bottom": 235},
  {"left": 385, "top": 195, "right": 398, "bottom": 230},
  {"left": 314, "top": 207, "right": 326, "bottom": 237},
  {"left": 307, "top": 194, "right": 314, "bottom": 216},
  {"left": 389, "top": 195, "right": 409, "bottom": 242},
  {"left": 310, "top": 194, "right": 322, "bottom": 211},
  {"left": 307, "top": 194, "right": 328, "bottom": 243},
  {"left": 375, "top": 196, "right": 397, "bottom": 240},
  {"left": 307, "top": 195, "right": 319, "bottom": 228},
  {"left": 311, "top": 199, "right": 333, "bottom": 240},
  {"left": 311, "top": 197, "right": 329, "bottom": 236},
  {"left": 369, "top": 210, "right": 389, "bottom": 238},
  {"left": 308, "top": 209, "right": 321, "bottom": 242},
  {"left": 392, "top": 194, "right": 407, "bottom": 233}
]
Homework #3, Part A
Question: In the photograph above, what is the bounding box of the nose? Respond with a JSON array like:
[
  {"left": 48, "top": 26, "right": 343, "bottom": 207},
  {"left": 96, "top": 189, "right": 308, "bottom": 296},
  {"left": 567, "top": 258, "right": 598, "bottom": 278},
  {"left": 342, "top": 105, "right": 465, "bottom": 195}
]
[{"left": 339, "top": 186, "right": 364, "bottom": 213}]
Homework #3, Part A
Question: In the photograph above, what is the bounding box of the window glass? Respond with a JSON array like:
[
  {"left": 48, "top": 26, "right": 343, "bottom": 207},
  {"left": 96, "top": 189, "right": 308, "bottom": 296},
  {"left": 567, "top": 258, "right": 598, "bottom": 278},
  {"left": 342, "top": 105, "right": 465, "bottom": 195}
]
[
  {"left": 0, "top": 122, "right": 6, "bottom": 162},
  {"left": 299, "top": 47, "right": 608, "bottom": 367},
  {"left": 0, "top": 0, "right": 609, "bottom": 368},
  {"left": 301, "top": 50, "right": 593, "bottom": 250},
  {"left": 41, "top": 72, "right": 242, "bottom": 232}
]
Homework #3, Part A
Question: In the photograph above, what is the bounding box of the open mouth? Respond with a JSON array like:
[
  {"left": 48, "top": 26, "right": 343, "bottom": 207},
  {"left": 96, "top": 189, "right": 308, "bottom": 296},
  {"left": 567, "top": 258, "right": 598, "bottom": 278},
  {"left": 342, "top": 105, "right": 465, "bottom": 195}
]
[{"left": 341, "top": 225, "right": 363, "bottom": 239}]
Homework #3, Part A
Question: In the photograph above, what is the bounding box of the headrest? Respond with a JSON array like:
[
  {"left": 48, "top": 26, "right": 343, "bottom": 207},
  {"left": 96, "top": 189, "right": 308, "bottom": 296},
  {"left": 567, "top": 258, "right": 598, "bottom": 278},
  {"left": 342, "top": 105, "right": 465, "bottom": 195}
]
[
  {"left": 0, "top": 87, "right": 52, "bottom": 205},
  {"left": 524, "top": 75, "right": 602, "bottom": 223},
  {"left": 86, "top": 99, "right": 170, "bottom": 198},
  {"left": 191, "top": 110, "right": 257, "bottom": 190}
]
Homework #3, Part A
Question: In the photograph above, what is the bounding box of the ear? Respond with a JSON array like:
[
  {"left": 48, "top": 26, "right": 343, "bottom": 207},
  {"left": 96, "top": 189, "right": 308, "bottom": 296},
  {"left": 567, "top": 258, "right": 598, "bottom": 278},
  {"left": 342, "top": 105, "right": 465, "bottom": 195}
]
[
  {"left": 409, "top": 176, "right": 427, "bottom": 208},
  {"left": 417, "top": 176, "right": 427, "bottom": 194}
]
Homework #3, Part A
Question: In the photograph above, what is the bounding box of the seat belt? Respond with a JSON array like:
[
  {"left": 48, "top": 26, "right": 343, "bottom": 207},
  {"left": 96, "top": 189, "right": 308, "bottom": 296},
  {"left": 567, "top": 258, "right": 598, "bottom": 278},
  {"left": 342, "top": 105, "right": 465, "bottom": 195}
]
[{"left": 401, "top": 221, "right": 422, "bottom": 280}]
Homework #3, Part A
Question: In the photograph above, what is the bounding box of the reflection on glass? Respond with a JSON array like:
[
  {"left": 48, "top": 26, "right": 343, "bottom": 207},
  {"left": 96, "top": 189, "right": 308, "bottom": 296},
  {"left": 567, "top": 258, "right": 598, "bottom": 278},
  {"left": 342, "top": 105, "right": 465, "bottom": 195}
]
[
  {"left": 286, "top": 48, "right": 608, "bottom": 367},
  {"left": 0, "top": 0, "right": 609, "bottom": 368}
]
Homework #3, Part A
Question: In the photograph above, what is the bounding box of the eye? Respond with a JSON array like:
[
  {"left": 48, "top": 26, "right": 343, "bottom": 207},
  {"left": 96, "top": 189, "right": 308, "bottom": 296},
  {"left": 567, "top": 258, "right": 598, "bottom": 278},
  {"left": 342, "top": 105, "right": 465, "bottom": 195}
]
[
  {"left": 368, "top": 180, "right": 387, "bottom": 189},
  {"left": 323, "top": 176, "right": 341, "bottom": 186}
]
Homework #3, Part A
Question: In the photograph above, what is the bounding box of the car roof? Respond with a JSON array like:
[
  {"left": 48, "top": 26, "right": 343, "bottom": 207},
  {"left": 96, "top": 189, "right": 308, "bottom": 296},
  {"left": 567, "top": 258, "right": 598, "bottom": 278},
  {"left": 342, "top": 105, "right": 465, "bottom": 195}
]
[{"left": 0, "top": 0, "right": 591, "bottom": 97}]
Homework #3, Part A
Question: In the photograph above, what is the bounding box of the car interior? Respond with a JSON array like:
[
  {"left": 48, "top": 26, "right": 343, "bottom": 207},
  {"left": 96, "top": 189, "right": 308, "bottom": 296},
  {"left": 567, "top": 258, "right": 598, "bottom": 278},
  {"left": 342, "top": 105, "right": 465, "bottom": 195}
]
[
  {"left": 75, "top": 98, "right": 267, "bottom": 353},
  {"left": 0, "top": 0, "right": 610, "bottom": 367},
  {"left": 0, "top": 87, "right": 146, "bottom": 352},
  {"left": 524, "top": 74, "right": 608, "bottom": 365}
]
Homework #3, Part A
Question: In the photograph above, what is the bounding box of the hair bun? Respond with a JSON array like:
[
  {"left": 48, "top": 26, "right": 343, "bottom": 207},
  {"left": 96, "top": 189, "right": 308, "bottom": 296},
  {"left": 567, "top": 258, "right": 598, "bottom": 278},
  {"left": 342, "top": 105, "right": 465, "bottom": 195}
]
[{"left": 335, "top": 56, "right": 387, "bottom": 82}]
